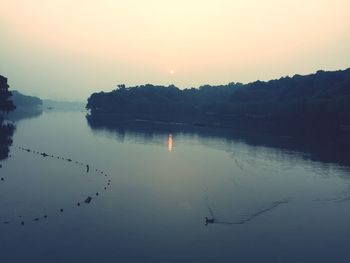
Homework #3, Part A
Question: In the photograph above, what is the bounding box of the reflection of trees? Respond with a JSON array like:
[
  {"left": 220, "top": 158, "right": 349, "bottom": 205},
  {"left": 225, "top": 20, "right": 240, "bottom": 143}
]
[
  {"left": 7, "top": 106, "right": 42, "bottom": 122},
  {"left": 0, "top": 107, "right": 42, "bottom": 162},
  {"left": 86, "top": 114, "right": 350, "bottom": 168},
  {"left": 0, "top": 124, "right": 14, "bottom": 161},
  {"left": 0, "top": 75, "right": 15, "bottom": 161}
]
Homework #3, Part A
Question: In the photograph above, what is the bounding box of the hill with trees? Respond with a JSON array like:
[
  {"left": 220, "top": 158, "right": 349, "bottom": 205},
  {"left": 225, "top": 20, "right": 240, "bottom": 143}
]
[
  {"left": 11, "top": 90, "right": 42, "bottom": 107},
  {"left": 86, "top": 68, "right": 350, "bottom": 133}
]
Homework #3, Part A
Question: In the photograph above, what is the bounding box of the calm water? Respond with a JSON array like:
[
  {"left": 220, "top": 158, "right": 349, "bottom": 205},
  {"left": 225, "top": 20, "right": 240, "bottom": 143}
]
[{"left": 1, "top": 109, "right": 350, "bottom": 263}]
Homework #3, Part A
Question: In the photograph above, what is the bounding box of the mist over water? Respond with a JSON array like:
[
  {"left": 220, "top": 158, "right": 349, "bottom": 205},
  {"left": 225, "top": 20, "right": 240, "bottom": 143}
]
[{"left": 0, "top": 109, "right": 349, "bottom": 262}]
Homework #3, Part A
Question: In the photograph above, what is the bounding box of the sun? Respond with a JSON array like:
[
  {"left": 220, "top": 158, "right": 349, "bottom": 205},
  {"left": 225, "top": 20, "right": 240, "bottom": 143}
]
[{"left": 169, "top": 69, "right": 175, "bottom": 75}]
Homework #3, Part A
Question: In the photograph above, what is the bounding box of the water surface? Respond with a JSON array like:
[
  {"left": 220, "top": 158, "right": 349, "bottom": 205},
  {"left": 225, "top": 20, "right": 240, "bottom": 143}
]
[{"left": 1, "top": 109, "right": 350, "bottom": 263}]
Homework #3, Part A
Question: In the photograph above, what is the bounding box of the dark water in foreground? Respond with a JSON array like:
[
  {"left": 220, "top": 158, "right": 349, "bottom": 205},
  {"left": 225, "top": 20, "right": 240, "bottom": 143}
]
[{"left": 1, "top": 109, "right": 350, "bottom": 263}]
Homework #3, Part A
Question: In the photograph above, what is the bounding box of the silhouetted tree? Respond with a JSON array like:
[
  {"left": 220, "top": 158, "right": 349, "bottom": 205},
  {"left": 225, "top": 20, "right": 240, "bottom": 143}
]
[
  {"left": 0, "top": 75, "right": 15, "bottom": 113},
  {"left": 117, "top": 84, "right": 126, "bottom": 90}
]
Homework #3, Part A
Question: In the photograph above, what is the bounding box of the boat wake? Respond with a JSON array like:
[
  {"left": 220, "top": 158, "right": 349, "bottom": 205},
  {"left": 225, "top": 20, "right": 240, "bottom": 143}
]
[{"left": 204, "top": 195, "right": 289, "bottom": 226}]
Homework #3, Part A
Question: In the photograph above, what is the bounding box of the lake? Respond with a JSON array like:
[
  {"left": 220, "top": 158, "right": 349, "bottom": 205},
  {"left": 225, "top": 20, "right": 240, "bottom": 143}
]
[{"left": 1, "top": 109, "right": 350, "bottom": 263}]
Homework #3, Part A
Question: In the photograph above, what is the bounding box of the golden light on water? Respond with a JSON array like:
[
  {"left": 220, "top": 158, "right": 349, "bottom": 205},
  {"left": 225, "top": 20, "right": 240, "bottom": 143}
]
[{"left": 168, "top": 134, "right": 173, "bottom": 152}]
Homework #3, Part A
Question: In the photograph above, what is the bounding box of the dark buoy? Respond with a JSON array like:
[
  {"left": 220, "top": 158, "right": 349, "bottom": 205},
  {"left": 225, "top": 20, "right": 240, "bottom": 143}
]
[
  {"left": 77, "top": 202, "right": 80, "bottom": 206},
  {"left": 1, "top": 178, "right": 4, "bottom": 181},
  {"left": 84, "top": 196, "right": 92, "bottom": 204},
  {"left": 60, "top": 208, "right": 64, "bottom": 212},
  {"left": 43, "top": 215, "right": 48, "bottom": 219},
  {"left": 21, "top": 221, "right": 24, "bottom": 226}
]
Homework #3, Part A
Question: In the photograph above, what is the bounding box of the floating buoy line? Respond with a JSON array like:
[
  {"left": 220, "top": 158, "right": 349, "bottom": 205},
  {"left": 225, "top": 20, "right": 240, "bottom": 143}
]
[{"left": 0, "top": 146, "right": 112, "bottom": 226}]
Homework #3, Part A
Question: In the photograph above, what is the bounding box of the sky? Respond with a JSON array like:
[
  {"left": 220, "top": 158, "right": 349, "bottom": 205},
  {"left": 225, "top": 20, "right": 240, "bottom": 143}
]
[{"left": 1, "top": 0, "right": 350, "bottom": 101}]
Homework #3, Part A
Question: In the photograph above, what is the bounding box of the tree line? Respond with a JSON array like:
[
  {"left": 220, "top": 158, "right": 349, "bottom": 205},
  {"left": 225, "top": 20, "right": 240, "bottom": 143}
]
[{"left": 86, "top": 68, "right": 350, "bottom": 130}]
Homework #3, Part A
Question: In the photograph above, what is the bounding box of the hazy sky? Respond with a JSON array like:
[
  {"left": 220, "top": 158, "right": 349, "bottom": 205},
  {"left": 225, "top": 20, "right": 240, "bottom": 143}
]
[{"left": 1, "top": 0, "right": 350, "bottom": 100}]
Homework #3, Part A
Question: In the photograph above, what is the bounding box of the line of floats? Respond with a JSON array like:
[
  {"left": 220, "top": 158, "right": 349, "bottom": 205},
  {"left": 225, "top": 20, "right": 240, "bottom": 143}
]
[{"left": 0, "top": 146, "right": 112, "bottom": 226}]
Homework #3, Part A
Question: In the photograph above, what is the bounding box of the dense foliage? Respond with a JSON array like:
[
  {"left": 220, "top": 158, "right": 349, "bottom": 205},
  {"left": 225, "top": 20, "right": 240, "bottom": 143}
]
[
  {"left": 87, "top": 69, "right": 350, "bottom": 129},
  {"left": 0, "top": 75, "right": 15, "bottom": 114}
]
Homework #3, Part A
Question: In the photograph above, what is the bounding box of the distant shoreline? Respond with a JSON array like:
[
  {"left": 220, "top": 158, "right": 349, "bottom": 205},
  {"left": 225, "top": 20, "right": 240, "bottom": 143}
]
[{"left": 86, "top": 68, "right": 350, "bottom": 136}]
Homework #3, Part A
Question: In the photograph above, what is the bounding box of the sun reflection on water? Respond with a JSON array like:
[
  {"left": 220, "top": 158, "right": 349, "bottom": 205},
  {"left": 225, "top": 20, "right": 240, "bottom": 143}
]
[{"left": 168, "top": 134, "right": 173, "bottom": 152}]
